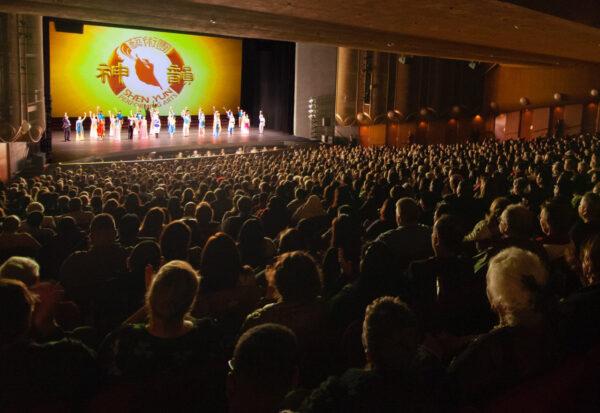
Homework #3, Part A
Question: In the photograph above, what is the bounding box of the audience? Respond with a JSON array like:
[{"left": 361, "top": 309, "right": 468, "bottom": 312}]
[{"left": 2, "top": 135, "right": 600, "bottom": 411}]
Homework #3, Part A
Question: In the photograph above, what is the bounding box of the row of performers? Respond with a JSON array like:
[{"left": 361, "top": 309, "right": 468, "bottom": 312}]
[{"left": 61, "top": 107, "right": 266, "bottom": 141}]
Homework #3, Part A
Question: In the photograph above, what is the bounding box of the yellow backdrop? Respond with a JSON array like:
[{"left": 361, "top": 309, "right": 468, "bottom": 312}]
[{"left": 50, "top": 22, "right": 242, "bottom": 116}]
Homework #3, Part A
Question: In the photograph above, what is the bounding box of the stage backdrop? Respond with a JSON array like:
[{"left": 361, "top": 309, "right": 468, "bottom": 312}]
[{"left": 49, "top": 22, "right": 242, "bottom": 116}]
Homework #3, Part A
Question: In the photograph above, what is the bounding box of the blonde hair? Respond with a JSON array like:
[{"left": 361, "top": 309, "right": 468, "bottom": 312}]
[
  {"left": 0, "top": 256, "right": 40, "bottom": 287},
  {"left": 487, "top": 247, "right": 548, "bottom": 326},
  {"left": 146, "top": 260, "right": 199, "bottom": 323}
]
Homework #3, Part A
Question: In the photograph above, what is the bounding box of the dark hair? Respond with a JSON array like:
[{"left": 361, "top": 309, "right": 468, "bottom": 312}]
[
  {"left": 269, "top": 251, "right": 321, "bottom": 302},
  {"left": 160, "top": 220, "right": 191, "bottom": 262},
  {"left": 541, "top": 200, "right": 573, "bottom": 236},
  {"left": 237, "top": 196, "right": 252, "bottom": 215},
  {"left": 26, "top": 211, "right": 43, "bottom": 228},
  {"left": 129, "top": 240, "right": 161, "bottom": 272},
  {"left": 90, "top": 213, "right": 116, "bottom": 234},
  {"left": 232, "top": 323, "right": 298, "bottom": 388},
  {"left": 238, "top": 219, "right": 267, "bottom": 268},
  {"left": 200, "top": 232, "right": 241, "bottom": 292},
  {"left": 195, "top": 202, "right": 214, "bottom": 224},
  {"left": 140, "top": 207, "right": 165, "bottom": 239},
  {"left": 278, "top": 228, "right": 306, "bottom": 254},
  {"left": 434, "top": 214, "right": 464, "bottom": 254},
  {"left": 363, "top": 296, "right": 419, "bottom": 370}
]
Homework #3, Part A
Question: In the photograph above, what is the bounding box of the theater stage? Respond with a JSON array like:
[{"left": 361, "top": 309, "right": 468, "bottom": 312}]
[{"left": 51, "top": 128, "right": 313, "bottom": 163}]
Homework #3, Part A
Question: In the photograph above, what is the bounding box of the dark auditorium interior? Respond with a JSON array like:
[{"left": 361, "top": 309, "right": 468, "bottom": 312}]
[{"left": 2, "top": 1, "right": 600, "bottom": 412}]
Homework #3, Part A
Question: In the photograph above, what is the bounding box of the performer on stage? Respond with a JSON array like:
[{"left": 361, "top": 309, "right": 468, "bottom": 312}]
[
  {"left": 151, "top": 109, "right": 161, "bottom": 139},
  {"left": 131, "top": 110, "right": 139, "bottom": 139},
  {"left": 213, "top": 108, "right": 221, "bottom": 137},
  {"left": 75, "top": 113, "right": 86, "bottom": 141},
  {"left": 227, "top": 109, "right": 235, "bottom": 136},
  {"left": 259, "top": 110, "right": 266, "bottom": 134},
  {"left": 97, "top": 108, "right": 105, "bottom": 139},
  {"left": 241, "top": 112, "right": 250, "bottom": 135},
  {"left": 89, "top": 111, "right": 98, "bottom": 140},
  {"left": 237, "top": 106, "right": 243, "bottom": 128},
  {"left": 182, "top": 109, "right": 191, "bottom": 137},
  {"left": 140, "top": 116, "right": 148, "bottom": 139},
  {"left": 127, "top": 114, "right": 134, "bottom": 140},
  {"left": 108, "top": 111, "right": 116, "bottom": 138},
  {"left": 114, "top": 109, "right": 123, "bottom": 139},
  {"left": 168, "top": 112, "right": 176, "bottom": 138},
  {"left": 198, "top": 107, "right": 206, "bottom": 136},
  {"left": 62, "top": 113, "right": 71, "bottom": 141}
]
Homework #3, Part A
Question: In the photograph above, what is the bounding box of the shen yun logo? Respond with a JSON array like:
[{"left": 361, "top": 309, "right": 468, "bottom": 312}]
[{"left": 96, "top": 36, "right": 194, "bottom": 107}]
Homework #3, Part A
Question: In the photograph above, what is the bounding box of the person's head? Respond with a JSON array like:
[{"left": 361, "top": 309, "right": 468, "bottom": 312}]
[
  {"left": 228, "top": 324, "right": 298, "bottom": 413},
  {"left": 237, "top": 196, "right": 252, "bottom": 216},
  {"left": 2, "top": 215, "right": 20, "bottom": 233},
  {"left": 359, "top": 241, "right": 395, "bottom": 288},
  {"left": 90, "top": 213, "right": 117, "bottom": 246},
  {"left": 578, "top": 192, "right": 600, "bottom": 223},
  {"left": 118, "top": 213, "right": 140, "bottom": 244},
  {"left": 499, "top": 204, "right": 533, "bottom": 239},
  {"left": 379, "top": 198, "right": 396, "bottom": 222},
  {"left": 140, "top": 207, "right": 165, "bottom": 238},
  {"left": 200, "top": 232, "right": 242, "bottom": 292},
  {"left": 268, "top": 251, "right": 321, "bottom": 303},
  {"left": 26, "top": 211, "right": 44, "bottom": 229},
  {"left": 128, "top": 240, "right": 161, "bottom": 273},
  {"left": 362, "top": 296, "right": 420, "bottom": 371},
  {"left": 183, "top": 202, "right": 196, "bottom": 218},
  {"left": 160, "top": 220, "right": 191, "bottom": 262},
  {"left": 0, "top": 279, "right": 36, "bottom": 347},
  {"left": 581, "top": 235, "right": 600, "bottom": 286},
  {"left": 277, "top": 228, "right": 306, "bottom": 254},
  {"left": 432, "top": 214, "right": 464, "bottom": 257},
  {"left": 146, "top": 260, "right": 198, "bottom": 326},
  {"left": 539, "top": 200, "right": 573, "bottom": 237},
  {"left": 0, "top": 256, "right": 40, "bottom": 286},
  {"left": 487, "top": 247, "right": 548, "bottom": 327},
  {"left": 68, "top": 197, "right": 82, "bottom": 212},
  {"left": 395, "top": 197, "right": 421, "bottom": 227},
  {"left": 487, "top": 197, "right": 511, "bottom": 223},
  {"left": 195, "top": 201, "right": 214, "bottom": 225}
]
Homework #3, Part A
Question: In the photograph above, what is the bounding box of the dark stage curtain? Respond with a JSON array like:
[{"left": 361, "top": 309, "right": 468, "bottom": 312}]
[{"left": 241, "top": 39, "right": 295, "bottom": 134}]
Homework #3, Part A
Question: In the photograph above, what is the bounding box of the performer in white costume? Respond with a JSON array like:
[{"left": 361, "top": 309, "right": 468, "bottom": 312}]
[
  {"left": 130, "top": 110, "right": 139, "bottom": 139},
  {"left": 213, "top": 108, "right": 221, "bottom": 137},
  {"left": 259, "top": 110, "right": 266, "bottom": 134},
  {"left": 182, "top": 109, "right": 191, "bottom": 137},
  {"left": 227, "top": 110, "right": 235, "bottom": 136},
  {"left": 108, "top": 111, "right": 116, "bottom": 138},
  {"left": 89, "top": 111, "right": 98, "bottom": 140},
  {"left": 168, "top": 113, "right": 176, "bottom": 138},
  {"left": 75, "top": 113, "right": 86, "bottom": 141},
  {"left": 198, "top": 107, "right": 206, "bottom": 136},
  {"left": 151, "top": 109, "right": 161, "bottom": 139}
]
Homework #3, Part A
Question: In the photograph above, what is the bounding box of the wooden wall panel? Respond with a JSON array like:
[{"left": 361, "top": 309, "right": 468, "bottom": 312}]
[
  {"left": 531, "top": 107, "right": 550, "bottom": 138},
  {"left": 564, "top": 104, "right": 583, "bottom": 135},
  {"left": 485, "top": 65, "right": 600, "bottom": 113},
  {"left": 505, "top": 111, "right": 521, "bottom": 140}
]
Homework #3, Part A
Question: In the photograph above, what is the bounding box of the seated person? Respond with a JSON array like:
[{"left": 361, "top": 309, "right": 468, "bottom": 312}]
[
  {"left": 241, "top": 251, "right": 331, "bottom": 386},
  {"left": 447, "top": 247, "right": 559, "bottom": 408},
  {"left": 300, "top": 296, "right": 434, "bottom": 412},
  {"left": 99, "top": 260, "right": 226, "bottom": 411},
  {"left": 227, "top": 324, "right": 299, "bottom": 413},
  {"left": 0, "top": 278, "right": 97, "bottom": 410}
]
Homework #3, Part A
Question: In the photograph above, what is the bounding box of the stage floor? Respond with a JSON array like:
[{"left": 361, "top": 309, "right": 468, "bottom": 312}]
[{"left": 51, "top": 127, "right": 311, "bottom": 163}]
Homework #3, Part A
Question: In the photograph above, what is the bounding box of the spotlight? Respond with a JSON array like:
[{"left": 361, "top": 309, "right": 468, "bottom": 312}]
[
  {"left": 398, "top": 55, "right": 406, "bottom": 64},
  {"left": 519, "top": 97, "right": 529, "bottom": 106},
  {"left": 591, "top": 89, "right": 599, "bottom": 97},
  {"left": 553, "top": 93, "right": 562, "bottom": 101},
  {"left": 468, "top": 61, "right": 477, "bottom": 70}
]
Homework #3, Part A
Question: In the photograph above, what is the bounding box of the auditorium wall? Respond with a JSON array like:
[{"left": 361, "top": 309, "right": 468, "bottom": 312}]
[
  {"left": 484, "top": 65, "right": 600, "bottom": 112},
  {"left": 293, "top": 43, "right": 337, "bottom": 138}
]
